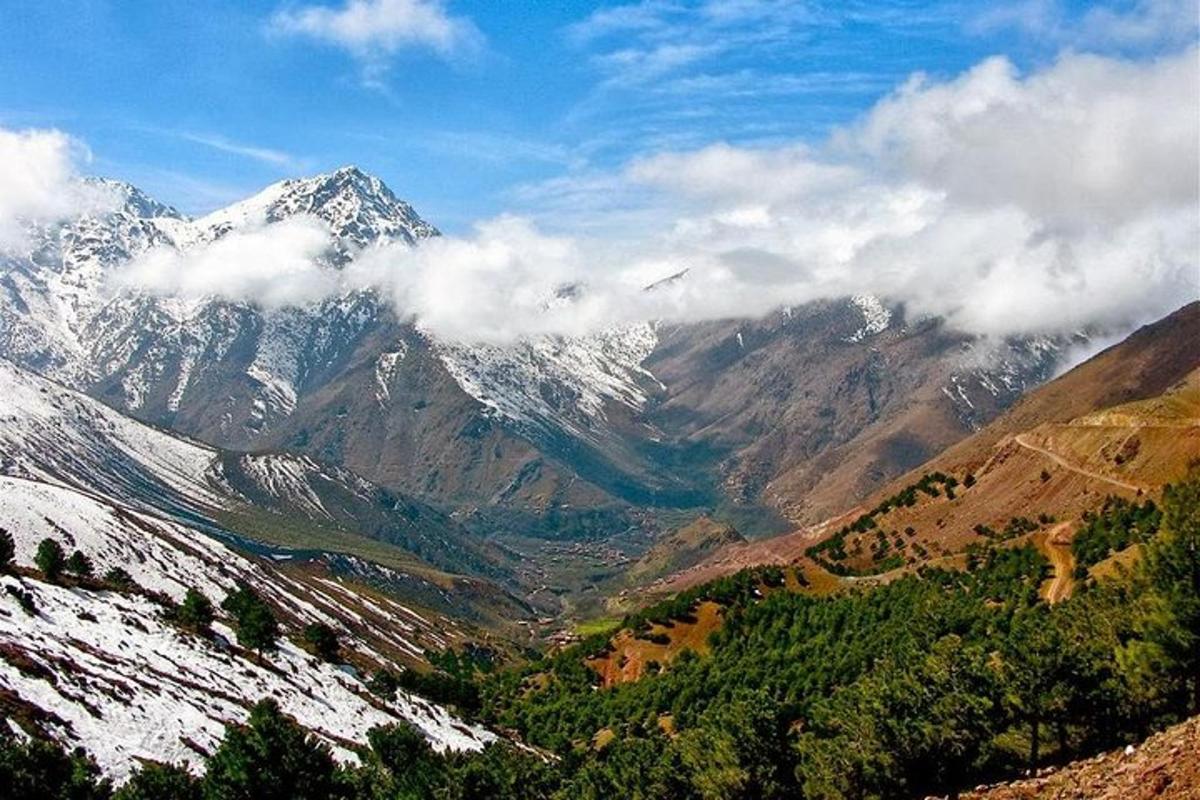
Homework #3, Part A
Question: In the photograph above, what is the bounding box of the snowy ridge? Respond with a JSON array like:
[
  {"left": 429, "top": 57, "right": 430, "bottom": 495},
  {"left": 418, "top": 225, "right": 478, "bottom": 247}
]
[
  {"left": 1, "top": 168, "right": 677, "bottom": 458},
  {"left": 942, "top": 335, "right": 1063, "bottom": 427},
  {"left": 0, "top": 357, "right": 408, "bottom": 539},
  {"left": 233, "top": 454, "right": 336, "bottom": 519},
  {"left": 191, "top": 166, "right": 438, "bottom": 250},
  {"left": 0, "top": 169, "right": 432, "bottom": 432},
  {"left": 0, "top": 478, "right": 491, "bottom": 781},
  {"left": 432, "top": 322, "right": 661, "bottom": 438},
  {"left": 0, "top": 355, "right": 223, "bottom": 509},
  {"left": 375, "top": 342, "right": 408, "bottom": 407},
  {"left": 847, "top": 294, "right": 892, "bottom": 342}
]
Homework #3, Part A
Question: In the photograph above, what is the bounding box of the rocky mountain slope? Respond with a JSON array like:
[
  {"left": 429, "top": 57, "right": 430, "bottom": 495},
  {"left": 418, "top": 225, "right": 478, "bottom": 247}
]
[
  {"left": 960, "top": 714, "right": 1200, "bottom": 799},
  {"left": 0, "top": 355, "right": 536, "bottom": 631}
]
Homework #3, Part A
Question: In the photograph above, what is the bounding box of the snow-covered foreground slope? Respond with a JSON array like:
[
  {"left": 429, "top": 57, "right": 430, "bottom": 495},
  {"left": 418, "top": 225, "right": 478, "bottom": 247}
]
[{"left": 0, "top": 476, "right": 493, "bottom": 780}]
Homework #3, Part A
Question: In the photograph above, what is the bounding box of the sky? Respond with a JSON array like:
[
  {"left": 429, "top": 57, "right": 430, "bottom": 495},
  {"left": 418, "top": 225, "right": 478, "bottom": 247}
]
[
  {"left": 0, "top": 0, "right": 1186, "bottom": 228},
  {"left": 0, "top": 0, "right": 1197, "bottom": 343}
]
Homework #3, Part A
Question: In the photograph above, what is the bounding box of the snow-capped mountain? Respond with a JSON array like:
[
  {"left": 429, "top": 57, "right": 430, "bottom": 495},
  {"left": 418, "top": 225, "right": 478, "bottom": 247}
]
[
  {"left": 0, "top": 356, "right": 516, "bottom": 595},
  {"left": 0, "top": 166, "right": 1070, "bottom": 540}
]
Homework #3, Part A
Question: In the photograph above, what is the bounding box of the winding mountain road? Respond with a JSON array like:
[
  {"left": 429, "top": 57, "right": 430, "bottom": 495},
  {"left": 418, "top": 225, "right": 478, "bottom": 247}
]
[
  {"left": 1013, "top": 434, "right": 1143, "bottom": 493},
  {"left": 1038, "top": 522, "right": 1076, "bottom": 604}
]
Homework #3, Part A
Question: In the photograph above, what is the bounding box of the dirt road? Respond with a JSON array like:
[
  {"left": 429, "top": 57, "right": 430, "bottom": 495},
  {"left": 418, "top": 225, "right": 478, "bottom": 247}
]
[
  {"left": 1036, "top": 522, "right": 1076, "bottom": 604},
  {"left": 1013, "top": 434, "right": 1143, "bottom": 493}
]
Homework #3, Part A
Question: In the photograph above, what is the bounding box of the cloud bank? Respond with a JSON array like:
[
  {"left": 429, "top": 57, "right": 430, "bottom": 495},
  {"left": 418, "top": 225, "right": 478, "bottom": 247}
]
[
  {"left": 368, "top": 46, "right": 1196, "bottom": 342},
  {"left": 6, "top": 45, "right": 1199, "bottom": 347}
]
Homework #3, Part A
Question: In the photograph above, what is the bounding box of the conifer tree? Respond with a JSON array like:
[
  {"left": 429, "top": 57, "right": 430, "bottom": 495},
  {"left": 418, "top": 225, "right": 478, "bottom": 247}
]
[
  {"left": 0, "top": 528, "right": 15, "bottom": 573},
  {"left": 34, "top": 539, "right": 65, "bottom": 583}
]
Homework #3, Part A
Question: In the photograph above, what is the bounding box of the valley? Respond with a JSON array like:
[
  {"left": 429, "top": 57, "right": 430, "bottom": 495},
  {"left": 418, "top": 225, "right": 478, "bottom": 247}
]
[{"left": 0, "top": 171, "right": 1196, "bottom": 797}]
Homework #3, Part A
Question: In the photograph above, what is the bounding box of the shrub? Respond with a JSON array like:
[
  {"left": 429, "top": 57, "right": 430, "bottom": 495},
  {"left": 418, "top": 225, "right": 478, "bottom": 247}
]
[
  {"left": 114, "top": 762, "right": 200, "bottom": 800},
  {"left": 302, "top": 623, "right": 340, "bottom": 663},
  {"left": 0, "top": 528, "right": 14, "bottom": 573},
  {"left": 5, "top": 584, "right": 36, "bottom": 616},
  {"left": 221, "top": 586, "right": 279, "bottom": 661},
  {"left": 66, "top": 550, "right": 94, "bottom": 579},
  {"left": 203, "top": 699, "right": 339, "bottom": 800},
  {"left": 103, "top": 567, "right": 136, "bottom": 591},
  {"left": 175, "top": 588, "right": 215, "bottom": 634}
]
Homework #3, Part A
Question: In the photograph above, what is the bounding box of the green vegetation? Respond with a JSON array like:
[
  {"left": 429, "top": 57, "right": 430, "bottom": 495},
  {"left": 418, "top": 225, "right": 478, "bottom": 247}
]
[
  {"left": 805, "top": 471, "right": 969, "bottom": 574},
  {"left": 103, "top": 567, "right": 137, "bottom": 591},
  {"left": 66, "top": 550, "right": 94, "bottom": 579},
  {"left": 369, "top": 653, "right": 483, "bottom": 716},
  {"left": 575, "top": 617, "right": 623, "bottom": 638},
  {"left": 0, "top": 735, "right": 111, "bottom": 799},
  {"left": 973, "top": 515, "right": 1042, "bottom": 542},
  {"left": 4, "top": 473, "right": 1198, "bottom": 799},
  {"left": 0, "top": 528, "right": 14, "bottom": 573},
  {"left": 173, "top": 588, "right": 216, "bottom": 635},
  {"left": 1072, "top": 496, "right": 1161, "bottom": 575},
  {"left": 466, "top": 470, "right": 1200, "bottom": 798},
  {"left": 221, "top": 586, "right": 280, "bottom": 661},
  {"left": 34, "top": 538, "right": 65, "bottom": 583},
  {"left": 302, "top": 623, "right": 341, "bottom": 663},
  {"left": 1, "top": 699, "right": 554, "bottom": 800}
]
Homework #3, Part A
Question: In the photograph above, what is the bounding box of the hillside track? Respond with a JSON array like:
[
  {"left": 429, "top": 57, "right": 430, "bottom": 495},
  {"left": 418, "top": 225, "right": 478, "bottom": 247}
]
[{"left": 1013, "top": 433, "right": 1144, "bottom": 493}]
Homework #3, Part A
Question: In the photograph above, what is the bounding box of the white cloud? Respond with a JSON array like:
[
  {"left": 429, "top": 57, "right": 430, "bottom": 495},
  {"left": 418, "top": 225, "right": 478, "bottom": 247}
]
[
  {"left": 975, "top": 0, "right": 1199, "bottom": 51},
  {"left": 109, "top": 46, "right": 1199, "bottom": 346},
  {"left": 843, "top": 50, "right": 1198, "bottom": 226},
  {"left": 270, "top": 0, "right": 482, "bottom": 59},
  {"left": 114, "top": 217, "right": 339, "bottom": 308},
  {"left": 0, "top": 126, "right": 115, "bottom": 249},
  {"left": 176, "top": 132, "right": 298, "bottom": 169}
]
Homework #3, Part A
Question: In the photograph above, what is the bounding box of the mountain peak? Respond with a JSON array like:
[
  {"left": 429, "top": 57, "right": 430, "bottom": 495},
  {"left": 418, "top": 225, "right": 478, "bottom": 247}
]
[
  {"left": 81, "top": 177, "right": 183, "bottom": 221},
  {"left": 194, "top": 166, "right": 439, "bottom": 247}
]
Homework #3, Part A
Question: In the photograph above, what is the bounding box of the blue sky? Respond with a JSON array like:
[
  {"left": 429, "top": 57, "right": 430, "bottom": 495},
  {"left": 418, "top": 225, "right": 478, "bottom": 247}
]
[{"left": 0, "top": 0, "right": 1190, "bottom": 231}]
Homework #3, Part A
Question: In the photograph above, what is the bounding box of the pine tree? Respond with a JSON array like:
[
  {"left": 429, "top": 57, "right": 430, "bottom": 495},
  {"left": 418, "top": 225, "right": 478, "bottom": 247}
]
[
  {"left": 104, "top": 567, "right": 136, "bottom": 590},
  {"left": 34, "top": 539, "right": 65, "bottom": 583},
  {"left": 302, "top": 623, "right": 340, "bottom": 663},
  {"left": 221, "top": 587, "right": 279, "bottom": 662},
  {"left": 114, "top": 762, "right": 200, "bottom": 800},
  {"left": 203, "top": 698, "right": 339, "bottom": 800},
  {"left": 176, "top": 588, "right": 215, "bottom": 635},
  {"left": 66, "top": 550, "right": 94, "bottom": 579},
  {"left": 0, "top": 528, "right": 14, "bottom": 573},
  {"left": 1136, "top": 469, "right": 1200, "bottom": 714}
]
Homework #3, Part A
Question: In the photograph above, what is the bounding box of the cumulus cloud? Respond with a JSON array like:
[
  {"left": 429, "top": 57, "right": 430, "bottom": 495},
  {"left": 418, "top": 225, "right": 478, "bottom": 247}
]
[
  {"left": 109, "top": 46, "right": 1200, "bottom": 345},
  {"left": 114, "top": 217, "right": 339, "bottom": 308},
  {"left": 270, "top": 0, "right": 482, "bottom": 60},
  {"left": 0, "top": 127, "right": 114, "bottom": 249}
]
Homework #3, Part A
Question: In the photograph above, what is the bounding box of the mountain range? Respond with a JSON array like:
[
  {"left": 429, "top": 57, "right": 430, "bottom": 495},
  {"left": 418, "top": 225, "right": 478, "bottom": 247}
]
[
  {"left": 3, "top": 166, "right": 1195, "bottom": 787},
  {"left": 0, "top": 168, "right": 1073, "bottom": 586}
]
